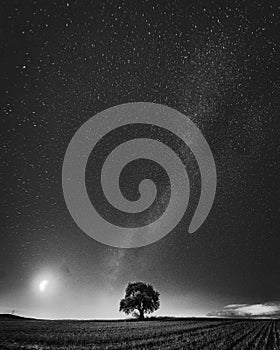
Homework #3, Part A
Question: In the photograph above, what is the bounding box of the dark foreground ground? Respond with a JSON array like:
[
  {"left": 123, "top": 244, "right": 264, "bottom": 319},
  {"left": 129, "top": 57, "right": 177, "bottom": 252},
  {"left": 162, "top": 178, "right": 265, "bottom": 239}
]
[{"left": 0, "top": 315, "right": 279, "bottom": 349}]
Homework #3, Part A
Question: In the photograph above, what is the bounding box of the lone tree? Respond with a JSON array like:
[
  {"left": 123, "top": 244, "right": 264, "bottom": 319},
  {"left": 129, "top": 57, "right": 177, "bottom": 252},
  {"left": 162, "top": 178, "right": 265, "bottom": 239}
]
[{"left": 119, "top": 281, "right": 160, "bottom": 320}]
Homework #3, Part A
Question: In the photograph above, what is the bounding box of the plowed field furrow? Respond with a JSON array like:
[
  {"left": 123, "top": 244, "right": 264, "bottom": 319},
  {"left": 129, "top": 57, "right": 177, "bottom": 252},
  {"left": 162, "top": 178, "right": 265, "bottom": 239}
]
[{"left": 1, "top": 318, "right": 279, "bottom": 349}]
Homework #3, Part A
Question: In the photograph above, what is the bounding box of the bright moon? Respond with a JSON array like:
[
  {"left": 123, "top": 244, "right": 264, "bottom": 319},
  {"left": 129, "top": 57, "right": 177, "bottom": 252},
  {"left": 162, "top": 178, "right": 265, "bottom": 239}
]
[{"left": 39, "top": 280, "right": 49, "bottom": 292}]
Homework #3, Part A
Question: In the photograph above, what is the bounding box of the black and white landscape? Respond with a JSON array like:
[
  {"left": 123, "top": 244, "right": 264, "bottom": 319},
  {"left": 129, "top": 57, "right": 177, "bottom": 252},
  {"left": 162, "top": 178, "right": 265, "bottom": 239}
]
[{"left": 1, "top": 0, "right": 279, "bottom": 349}]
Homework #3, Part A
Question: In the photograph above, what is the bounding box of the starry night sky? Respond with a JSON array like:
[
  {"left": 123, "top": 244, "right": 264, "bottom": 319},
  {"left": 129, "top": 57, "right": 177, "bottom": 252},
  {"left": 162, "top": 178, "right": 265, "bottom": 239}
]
[{"left": 1, "top": 0, "right": 280, "bottom": 319}]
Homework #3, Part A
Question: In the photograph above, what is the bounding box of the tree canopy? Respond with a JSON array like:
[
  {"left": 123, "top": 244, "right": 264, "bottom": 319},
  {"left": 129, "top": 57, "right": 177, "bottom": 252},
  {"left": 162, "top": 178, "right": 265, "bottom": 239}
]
[{"left": 119, "top": 281, "right": 160, "bottom": 320}]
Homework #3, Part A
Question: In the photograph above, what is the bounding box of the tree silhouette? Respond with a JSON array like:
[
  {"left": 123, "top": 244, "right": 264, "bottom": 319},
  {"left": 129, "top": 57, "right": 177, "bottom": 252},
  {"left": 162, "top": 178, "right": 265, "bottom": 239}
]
[{"left": 119, "top": 281, "right": 160, "bottom": 320}]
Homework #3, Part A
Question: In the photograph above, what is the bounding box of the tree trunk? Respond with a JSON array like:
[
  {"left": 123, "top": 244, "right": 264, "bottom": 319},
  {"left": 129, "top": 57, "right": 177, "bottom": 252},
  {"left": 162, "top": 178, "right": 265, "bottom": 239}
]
[{"left": 139, "top": 309, "right": 144, "bottom": 320}]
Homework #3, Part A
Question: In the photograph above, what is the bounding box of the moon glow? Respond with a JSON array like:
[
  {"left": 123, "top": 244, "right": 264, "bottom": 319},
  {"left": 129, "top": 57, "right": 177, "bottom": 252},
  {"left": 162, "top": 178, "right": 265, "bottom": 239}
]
[{"left": 39, "top": 280, "right": 49, "bottom": 292}]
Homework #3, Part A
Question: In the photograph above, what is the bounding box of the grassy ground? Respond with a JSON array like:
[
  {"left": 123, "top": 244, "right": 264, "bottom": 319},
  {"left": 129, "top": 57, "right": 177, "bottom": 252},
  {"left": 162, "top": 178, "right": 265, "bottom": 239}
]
[{"left": 0, "top": 315, "right": 279, "bottom": 349}]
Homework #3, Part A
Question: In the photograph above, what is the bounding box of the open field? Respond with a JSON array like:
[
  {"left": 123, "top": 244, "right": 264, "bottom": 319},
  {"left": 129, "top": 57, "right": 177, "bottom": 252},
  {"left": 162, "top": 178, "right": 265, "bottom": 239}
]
[{"left": 0, "top": 316, "right": 280, "bottom": 349}]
